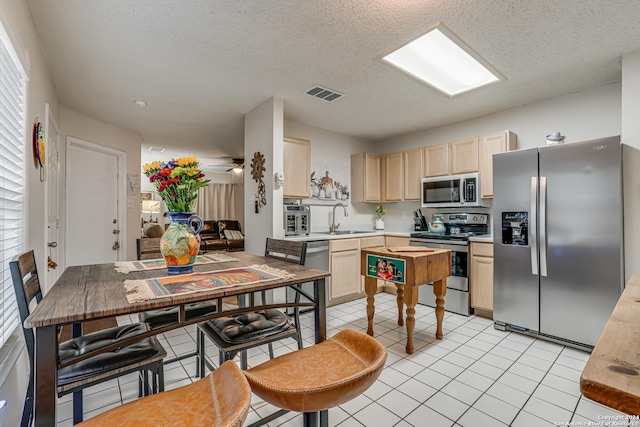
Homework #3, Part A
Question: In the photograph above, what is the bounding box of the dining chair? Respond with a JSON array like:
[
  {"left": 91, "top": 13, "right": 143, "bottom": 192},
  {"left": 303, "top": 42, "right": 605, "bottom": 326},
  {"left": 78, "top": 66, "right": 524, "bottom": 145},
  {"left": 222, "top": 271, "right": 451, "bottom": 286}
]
[
  {"left": 244, "top": 329, "right": 387, "bottom": 427},
  {"left": 135, "top": 241, "right": 218, "bottom": 375},
  {"left": 196, "top": 238, "right": 308, "bottom": 374},
  {"left": 76, "top": 360, "right": 251, "bottom": 427},
  {"left": 11, "top": 251, "right": 166, "bottom": 426}
]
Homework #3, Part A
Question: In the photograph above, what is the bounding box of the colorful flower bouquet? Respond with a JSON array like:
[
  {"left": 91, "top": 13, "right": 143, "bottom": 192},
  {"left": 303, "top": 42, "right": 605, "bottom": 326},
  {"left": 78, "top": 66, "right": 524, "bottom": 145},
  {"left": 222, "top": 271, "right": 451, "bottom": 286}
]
[
  {"left": 375, "top": 204, "right": 387, "bottom": 219},
  {"left": 142, "top": 156, "right": 210, "bottom": 274},
  {"left": 142, "top": 156, "right": 210, "bottom": 212}
]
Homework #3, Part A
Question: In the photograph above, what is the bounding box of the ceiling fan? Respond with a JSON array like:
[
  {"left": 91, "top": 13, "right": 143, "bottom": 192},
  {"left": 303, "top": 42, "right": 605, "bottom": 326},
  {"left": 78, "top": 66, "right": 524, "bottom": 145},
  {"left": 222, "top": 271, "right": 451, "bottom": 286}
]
[{"left": 227, "top": 158, "right": 244, "bottom": 173}]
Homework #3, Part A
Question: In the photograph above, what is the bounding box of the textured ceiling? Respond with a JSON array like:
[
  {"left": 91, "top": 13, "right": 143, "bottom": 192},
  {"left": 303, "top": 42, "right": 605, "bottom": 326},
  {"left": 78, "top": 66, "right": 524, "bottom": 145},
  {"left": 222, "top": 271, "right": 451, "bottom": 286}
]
[{"left": 26, "top": 0, "right": 640, "bottom": 168}]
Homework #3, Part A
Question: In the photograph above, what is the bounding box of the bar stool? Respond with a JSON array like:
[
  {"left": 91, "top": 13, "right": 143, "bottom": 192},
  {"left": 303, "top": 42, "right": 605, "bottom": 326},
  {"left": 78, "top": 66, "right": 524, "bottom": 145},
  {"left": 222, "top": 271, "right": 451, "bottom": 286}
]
[
  {"left": 244, "top": 329, "right": 387, "bottom": 426},
  {"left": 77, "top": 361, "right": 251, "bottom": 427}
]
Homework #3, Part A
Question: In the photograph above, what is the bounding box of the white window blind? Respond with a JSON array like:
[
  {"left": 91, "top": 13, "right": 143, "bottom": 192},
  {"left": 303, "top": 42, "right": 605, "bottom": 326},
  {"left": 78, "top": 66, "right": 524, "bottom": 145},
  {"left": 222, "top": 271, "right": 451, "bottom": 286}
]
[{"left": 0, "top": 22, "right": 27, "bottom": 348}]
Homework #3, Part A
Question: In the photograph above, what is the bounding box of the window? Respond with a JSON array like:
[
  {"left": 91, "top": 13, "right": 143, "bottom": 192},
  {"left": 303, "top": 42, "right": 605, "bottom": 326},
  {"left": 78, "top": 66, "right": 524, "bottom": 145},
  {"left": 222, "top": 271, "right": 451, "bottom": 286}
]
[{"left": 0, "top": 21, "right": 27, "bottom": 348}]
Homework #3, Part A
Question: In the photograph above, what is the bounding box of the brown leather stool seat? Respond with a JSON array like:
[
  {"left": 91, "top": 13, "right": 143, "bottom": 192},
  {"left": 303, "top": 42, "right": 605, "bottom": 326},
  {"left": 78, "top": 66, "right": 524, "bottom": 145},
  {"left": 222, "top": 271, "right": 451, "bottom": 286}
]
[
  {"left": 77, "top": 361, "right": 251, "bottom": 427},
  {"left": 244, "top": 329, "right": 387, "bottom": 414}
]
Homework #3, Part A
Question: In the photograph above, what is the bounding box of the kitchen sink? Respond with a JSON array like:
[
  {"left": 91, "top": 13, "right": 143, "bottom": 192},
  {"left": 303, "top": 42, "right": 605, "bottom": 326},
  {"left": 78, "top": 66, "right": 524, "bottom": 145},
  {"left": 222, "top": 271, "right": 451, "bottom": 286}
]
[{"left": 318, "top": 230, "right": 371, "bottom": 235}]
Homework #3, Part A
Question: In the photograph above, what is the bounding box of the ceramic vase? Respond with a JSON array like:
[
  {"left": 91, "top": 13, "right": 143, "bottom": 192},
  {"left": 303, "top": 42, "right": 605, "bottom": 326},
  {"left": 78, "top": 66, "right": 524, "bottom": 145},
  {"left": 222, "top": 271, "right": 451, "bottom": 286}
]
[
  {"left": 160, "top": 212, "right": 203, "bottom": 274},
  {"left": 375, "top": 218, "right": 385, "bottom": 230}
]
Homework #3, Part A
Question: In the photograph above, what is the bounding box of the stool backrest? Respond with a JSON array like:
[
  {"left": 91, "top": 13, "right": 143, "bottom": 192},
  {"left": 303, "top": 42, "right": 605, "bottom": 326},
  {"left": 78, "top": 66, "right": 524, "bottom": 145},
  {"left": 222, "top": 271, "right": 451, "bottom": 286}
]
[
  {"left": 9, "top": 250, "right": 42, "bottom": 367},
  {"left": 264, "top": 238, "right": 307, "bottom": 265}
]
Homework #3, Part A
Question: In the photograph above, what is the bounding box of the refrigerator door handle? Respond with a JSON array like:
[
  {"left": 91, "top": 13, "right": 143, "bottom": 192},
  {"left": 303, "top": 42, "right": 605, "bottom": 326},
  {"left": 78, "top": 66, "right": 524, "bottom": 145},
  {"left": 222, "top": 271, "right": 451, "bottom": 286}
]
[
  {"left": 539, "top": 176, "right": 548, "bottom": 277},
  {"left": 530, "top": 177, "right": 538, "bottom": 275}
]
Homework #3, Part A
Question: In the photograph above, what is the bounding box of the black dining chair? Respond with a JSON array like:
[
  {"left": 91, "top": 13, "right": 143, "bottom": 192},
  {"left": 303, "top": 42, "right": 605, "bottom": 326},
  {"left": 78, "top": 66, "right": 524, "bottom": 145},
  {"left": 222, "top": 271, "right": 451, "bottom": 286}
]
[
  {"left": 11, "top": 251, "right": 166, "bottom": 426},
  {"left": 196, "top": 238, "right": 308, "bottom": 374}
]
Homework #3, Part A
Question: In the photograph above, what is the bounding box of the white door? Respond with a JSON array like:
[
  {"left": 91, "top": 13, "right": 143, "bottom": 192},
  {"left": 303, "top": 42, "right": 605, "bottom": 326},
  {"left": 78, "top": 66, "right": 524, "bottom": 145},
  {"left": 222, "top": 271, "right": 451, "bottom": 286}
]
[
  {"left": 66, "top": 138, "right": 124, "bottom": 266},
  {"left": 44, "top": 104, "right": 60, "bottom": 292}
]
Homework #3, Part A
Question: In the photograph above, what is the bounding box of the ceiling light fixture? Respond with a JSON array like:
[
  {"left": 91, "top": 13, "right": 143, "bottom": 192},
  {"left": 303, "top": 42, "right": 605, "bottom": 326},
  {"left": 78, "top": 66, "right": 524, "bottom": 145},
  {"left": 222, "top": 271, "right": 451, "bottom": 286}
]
[
  {"left": 379, "top": 23, "right": 504, "bottom": 96},
  {"left": 232, "top": 166, "right": 243, "bottom": 174},
  {"left": 133, "top": 99, "right": 147, "bottom": 108}
]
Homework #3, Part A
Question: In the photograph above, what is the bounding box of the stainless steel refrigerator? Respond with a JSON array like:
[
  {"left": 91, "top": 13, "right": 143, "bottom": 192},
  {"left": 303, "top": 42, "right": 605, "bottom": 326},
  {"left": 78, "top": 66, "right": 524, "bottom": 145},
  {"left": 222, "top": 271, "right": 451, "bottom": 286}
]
[{"left": 493, "top": 136, "right": 624, "bottom": 349}]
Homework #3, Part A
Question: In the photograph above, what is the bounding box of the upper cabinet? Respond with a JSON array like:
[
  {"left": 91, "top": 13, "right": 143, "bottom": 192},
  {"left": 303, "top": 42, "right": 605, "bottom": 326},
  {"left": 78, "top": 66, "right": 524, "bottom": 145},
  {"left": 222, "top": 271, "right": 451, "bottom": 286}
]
[
  {"left": 423, "top": 143, "right": 450, "bottom": 177},
  {"left": 351, "top": 129, "right": 516, "bottom": 203},
  {"left": 283, "top": 137, "right": 311, "bottom": 199},
  {"left": 479, "top": 131, "right": 517, "bottom": 198},
  {"left": 403, "top": 148, "right": 424, "bottom": 200},
  {"left": 351, "top": 152, "right": 381, "bottom": 203},
  {"left": 383, "top": 152, "right": 403, "bottom": 202},
  {"left": 450, "top": 137, "right": 479, "bottom": 174}
]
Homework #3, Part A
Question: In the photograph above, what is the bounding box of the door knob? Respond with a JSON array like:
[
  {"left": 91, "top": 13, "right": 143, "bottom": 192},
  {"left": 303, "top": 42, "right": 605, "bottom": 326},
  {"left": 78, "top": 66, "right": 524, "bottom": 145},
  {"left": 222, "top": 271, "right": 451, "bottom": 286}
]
[
  {"left": 47, "top": 242, "right": 57, "bottom": 248},
  {"left": 113, "top": 229, "right": 120, "bottom": 234}
]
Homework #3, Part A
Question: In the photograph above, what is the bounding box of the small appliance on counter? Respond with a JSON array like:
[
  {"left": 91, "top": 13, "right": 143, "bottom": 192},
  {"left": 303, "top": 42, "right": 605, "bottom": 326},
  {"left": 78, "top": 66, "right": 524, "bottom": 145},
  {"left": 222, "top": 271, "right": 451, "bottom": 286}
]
[
  {"left": 284, "top": 205, "right": 310, "bottom": 236},
  {"left": 413, "top": 209, "right": 428, "bottom": 231}
]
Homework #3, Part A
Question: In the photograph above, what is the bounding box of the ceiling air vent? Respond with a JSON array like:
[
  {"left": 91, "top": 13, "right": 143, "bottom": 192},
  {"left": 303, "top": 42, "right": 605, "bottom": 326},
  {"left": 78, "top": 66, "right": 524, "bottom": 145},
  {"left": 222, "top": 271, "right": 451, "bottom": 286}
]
[
  {"left": 147, "top": 146, "right": 166, "bottom": 153},
  {"left": 305, "top": 86, "right": 344, "bottom": 102}
]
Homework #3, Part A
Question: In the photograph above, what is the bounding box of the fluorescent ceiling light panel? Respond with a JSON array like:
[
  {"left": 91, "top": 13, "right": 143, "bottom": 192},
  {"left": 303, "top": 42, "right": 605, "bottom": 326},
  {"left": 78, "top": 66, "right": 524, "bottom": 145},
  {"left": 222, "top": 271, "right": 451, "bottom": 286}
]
[{"left": 381, "top": 24, "right": 503, "bottom": 96}]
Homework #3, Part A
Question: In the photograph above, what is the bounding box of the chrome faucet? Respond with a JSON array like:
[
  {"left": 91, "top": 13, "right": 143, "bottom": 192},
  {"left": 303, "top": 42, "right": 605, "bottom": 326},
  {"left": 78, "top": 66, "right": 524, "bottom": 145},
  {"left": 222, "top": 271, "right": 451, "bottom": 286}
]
[{"left": 330, "top": 203, "right": 348, "bottom": 233}]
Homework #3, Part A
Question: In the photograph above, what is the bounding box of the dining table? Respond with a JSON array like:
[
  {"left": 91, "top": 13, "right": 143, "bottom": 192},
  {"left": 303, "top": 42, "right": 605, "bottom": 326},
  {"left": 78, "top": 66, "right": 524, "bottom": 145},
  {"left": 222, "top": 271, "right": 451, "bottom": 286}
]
[{"left": 24, "top": 251, "right": 330, "bottom": 427}]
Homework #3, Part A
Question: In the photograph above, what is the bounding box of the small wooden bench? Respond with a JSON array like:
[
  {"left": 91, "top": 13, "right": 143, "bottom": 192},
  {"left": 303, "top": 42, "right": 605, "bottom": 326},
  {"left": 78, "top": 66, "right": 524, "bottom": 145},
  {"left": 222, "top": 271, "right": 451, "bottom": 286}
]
[{"left": 580, "top": 274, "right": 640, "bottom": 415}]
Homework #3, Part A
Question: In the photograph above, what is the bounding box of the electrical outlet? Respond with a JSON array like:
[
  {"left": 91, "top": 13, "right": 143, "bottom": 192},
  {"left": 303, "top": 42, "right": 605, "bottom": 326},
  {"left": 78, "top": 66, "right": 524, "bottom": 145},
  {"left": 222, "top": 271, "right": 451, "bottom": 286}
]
[
  {"left": 127, "top": 200, "right": 134, "bottom": 209},
  {"left": 402, "top": 211, "right": 407, "bottom": 218}
]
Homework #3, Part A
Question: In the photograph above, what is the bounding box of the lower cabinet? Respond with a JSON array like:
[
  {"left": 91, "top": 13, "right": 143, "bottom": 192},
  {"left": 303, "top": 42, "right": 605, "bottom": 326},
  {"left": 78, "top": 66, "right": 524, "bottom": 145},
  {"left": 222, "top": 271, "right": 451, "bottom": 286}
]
[
  {"left": 470, "top": 242, "right": 494, "bottom": 316},
  {"left": 328, "top": 236, "right": 385, "bottom": 306},
  {"left": 384, "top": 236, "right": 409, "bottom": 247}
]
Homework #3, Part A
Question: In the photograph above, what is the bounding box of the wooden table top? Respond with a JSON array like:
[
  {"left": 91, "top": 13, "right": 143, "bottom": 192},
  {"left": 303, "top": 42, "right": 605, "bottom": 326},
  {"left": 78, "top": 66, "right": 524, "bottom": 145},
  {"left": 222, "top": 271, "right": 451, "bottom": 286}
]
[
  {"left": 25, "top": 251, "right": 330, "bottom": 328},
  {"left": 580, "top": 274, "right": 640, "bottom": 415},
  {"left": 360, "top": 247, "right": 451, "bottom": 285}
]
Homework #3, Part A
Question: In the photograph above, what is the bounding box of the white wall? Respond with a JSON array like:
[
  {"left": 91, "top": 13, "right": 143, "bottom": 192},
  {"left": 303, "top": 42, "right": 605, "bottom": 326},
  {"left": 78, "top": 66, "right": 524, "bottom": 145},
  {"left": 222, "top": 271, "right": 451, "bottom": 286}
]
[
  {"left": 0, "top": 0, "right": 59, "bottom": 425},
  {"left": 283, "top": 120, "right": 378, "bottom": 231},
  {"left": 622, "top": 51, "right": 640, "bottom": 281},
  {"left": 244, "top": 97, "right": 284, "bottom": 254},
  {"left": 379, "top": 83, "right": 621, "bottom": 154},
  {"left": 60, "top": 108, "right": 143, "bottom": 261}
]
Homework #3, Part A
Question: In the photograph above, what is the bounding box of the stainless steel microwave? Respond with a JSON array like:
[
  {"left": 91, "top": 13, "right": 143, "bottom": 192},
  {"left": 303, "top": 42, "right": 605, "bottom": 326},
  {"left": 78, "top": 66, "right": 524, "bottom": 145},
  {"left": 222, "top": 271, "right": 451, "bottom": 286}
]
[{"left": 421, "top": 173, "right": 487, "bottom": 208}]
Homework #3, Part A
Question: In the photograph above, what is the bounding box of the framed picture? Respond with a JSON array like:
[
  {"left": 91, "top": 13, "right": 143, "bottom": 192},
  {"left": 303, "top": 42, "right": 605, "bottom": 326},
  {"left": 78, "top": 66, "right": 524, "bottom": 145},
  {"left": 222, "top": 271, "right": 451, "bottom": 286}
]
[{"left": 141, "top": 191, "right": 154, "bottom": 201}]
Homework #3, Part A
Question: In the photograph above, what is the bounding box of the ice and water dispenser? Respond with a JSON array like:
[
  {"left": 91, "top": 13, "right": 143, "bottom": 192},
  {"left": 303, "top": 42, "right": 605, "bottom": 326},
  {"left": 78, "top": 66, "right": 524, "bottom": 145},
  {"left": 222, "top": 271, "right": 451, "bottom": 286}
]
[{"left": 501, "top": 212, "right": 529, "bottom": 246}]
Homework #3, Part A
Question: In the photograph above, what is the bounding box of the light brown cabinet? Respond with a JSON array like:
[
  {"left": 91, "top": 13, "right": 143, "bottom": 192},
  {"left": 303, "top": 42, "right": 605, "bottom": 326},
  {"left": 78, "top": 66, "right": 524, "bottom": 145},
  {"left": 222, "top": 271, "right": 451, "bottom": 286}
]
[
  {"left": 423, "top": 143, "right": 450, "bottom": 177},
  {"left": 383, "top": 152, "right": 403, "bottom": 202},
  {"left": 479, "top": 131, "right": 517, "bottom": 198},
  {"left": 470, "top": 242, "right": 494, "bottom": 316},
  {"left": 329, "top": 238, "right": 362, "bottom": 305},
  {"left": 351, "top": 153, "right": 381, "bottom": 203},
  {"left": 283, "top": 137, "right": 311, "bottom": 199},
  {"left": 329, "top": 236, "right": 385, "bottom": 305},
  {"left": 450, "top": 137, "right": 479, "bottom": 174},
  {"left": 403, "top": 148, "right": 424, "bottom": 200},
  {"left": 385, "top": 236, "right": 410, "bottom": 247}
]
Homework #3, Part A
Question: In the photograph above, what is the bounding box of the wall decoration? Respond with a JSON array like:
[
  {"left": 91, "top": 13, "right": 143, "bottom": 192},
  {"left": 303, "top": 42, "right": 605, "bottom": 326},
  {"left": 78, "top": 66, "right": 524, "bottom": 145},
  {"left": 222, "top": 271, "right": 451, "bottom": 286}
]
[
  {"left": 307, "top": 168, "right": 349, "bottom": 205},
  {"left": 32, "top": 118, "right": 46, "bottom": 181},
  {"left": 251, "top": 151, "right": 266, "bottom": 212}
]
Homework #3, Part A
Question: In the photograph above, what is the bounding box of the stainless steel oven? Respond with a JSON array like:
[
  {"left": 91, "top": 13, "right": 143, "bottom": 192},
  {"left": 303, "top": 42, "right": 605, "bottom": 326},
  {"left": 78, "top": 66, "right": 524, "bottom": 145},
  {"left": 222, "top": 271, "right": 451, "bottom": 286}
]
[{"left": 409, "top": 213, "right": 489, "bottom": 316}]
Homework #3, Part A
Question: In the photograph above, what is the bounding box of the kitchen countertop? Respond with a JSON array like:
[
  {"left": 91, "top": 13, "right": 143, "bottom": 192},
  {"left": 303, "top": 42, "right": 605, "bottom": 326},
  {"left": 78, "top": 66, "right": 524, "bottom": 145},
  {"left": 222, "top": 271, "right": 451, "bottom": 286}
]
[{"left": 284, "top": 230, "right": 412, "bottom": 241}]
